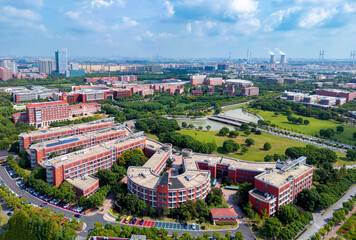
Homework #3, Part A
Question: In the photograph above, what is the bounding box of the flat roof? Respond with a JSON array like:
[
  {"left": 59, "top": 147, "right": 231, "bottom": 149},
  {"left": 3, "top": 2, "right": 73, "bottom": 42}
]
[
  {"left": 29, "top": 125, "right": 130, "bottom": 150},
  {"left": 19, "top": 118, "right": 114, "bottom": 138},
  {"left": 255, "top": 164, "right": 312, "bottom": 188},
  {"left": 66, "top": 175, "right": 98, "bottom": 191},
  {"left": 191, "top": 153, "right": 276, "bottom": 172},
  {"left": 45, "top": 133, "right": 145, "bottom": 167}
]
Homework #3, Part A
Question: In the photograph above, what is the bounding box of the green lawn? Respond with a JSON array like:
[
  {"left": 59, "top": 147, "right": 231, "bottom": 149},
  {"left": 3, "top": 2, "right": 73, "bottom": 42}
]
[
  {"left": 145, "top": 129, "right": 351, "bottom": 165},
  {"left": 178, "top": 129, "right": 308, "bottom": 162},
  {"left": 252, "top": 109, "right": 356, "bottom": 145}
]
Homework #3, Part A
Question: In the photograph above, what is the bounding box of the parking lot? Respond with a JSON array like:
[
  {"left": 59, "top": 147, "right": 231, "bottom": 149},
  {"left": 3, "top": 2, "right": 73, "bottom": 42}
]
[
  {"left": 154, "top": 222, "right": 200, "bottom": 231},
  {"left": 121, "top": 218, "right": 155, "bottom": 227}
]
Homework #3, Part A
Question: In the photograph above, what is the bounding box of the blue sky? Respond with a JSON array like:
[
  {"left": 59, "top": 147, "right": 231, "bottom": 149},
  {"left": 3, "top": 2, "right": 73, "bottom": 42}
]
[{"left": 0, "top": 0, "right": 356, "bottom": 59}]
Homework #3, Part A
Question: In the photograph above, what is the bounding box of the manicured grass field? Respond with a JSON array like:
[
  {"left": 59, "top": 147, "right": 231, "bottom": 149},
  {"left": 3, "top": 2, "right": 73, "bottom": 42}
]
[
  {"left": 252, "top": 109, "right": 356, "bottom": 145},
  {"left": 145, "top": 129, "right": 351, "bottom": 165},
  {"left": 178, "top": 129, "right": 308, "bottom": 162}
]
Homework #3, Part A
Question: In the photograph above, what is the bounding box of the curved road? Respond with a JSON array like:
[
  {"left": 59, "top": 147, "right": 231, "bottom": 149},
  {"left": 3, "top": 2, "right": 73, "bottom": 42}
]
[{"left": 0, "top": 165, "right": 254, "bottom": 240}]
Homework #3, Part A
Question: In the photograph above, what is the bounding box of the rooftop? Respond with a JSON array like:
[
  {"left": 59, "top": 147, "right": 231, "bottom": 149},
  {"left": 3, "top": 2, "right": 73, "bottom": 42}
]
[
  {"left": 66, "top": 175, "right": 98, "bottom": 191},
  {"left": 255, "top": 164, "right": 312, "bottom": 188},
  {"left": 29, "top": 124, "right": 130, "bottom": 150},
  {"left": 19, "top": 118, "right": 114, "bottom": 138},
  {"left": 45, "top": 132, "right": 145, "bottom": 167},
  {"left": 210, "top": 208, "right": 238, "bottom": 218},
  {"left": 191, "top": 153, "right": 276, "bottom": 172},
  {"left": 27, "top": 100, "right": 68, "bottom": 108}
]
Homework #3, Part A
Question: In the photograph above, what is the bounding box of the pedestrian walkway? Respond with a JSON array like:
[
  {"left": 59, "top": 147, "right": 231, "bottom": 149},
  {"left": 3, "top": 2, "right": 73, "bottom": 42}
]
[
  {"left": 100, "top": 193, "right": 115, "bottom": 215},
  {"left": 324, "top": 204, "right": 356, "bottom": 240}
]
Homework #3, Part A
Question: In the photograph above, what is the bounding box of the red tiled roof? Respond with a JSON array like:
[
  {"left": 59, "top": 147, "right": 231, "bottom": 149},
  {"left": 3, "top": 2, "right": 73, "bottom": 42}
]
[
  {"left": 27, "top": 101, "right": 68, "bottom": 108},
  {"left": 210, "top": 208, "right": 238, "bottom": 218},
  {"left": 12, "top": 112, "right": 26, "bottom": 117}
]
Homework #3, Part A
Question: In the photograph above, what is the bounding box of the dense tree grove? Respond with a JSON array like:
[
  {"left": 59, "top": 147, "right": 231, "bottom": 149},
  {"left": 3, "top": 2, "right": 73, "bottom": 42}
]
[
  {"left": 222, "top": 140, "right": 240, "bottom": 153},
  {"left": 249, "top": 98, "right": 341, "bottom": 121},
  {"left": 297, "top": 168, "right": 356, "bottom": 211},
  {"left": 285, "top": 144, "right": 337, "bottom": 166},
  {"left": 117, "top": 149, "right": 148, "bottom": 168},
  {"left": 135, "top": 118, "right": 181, "bottom": 134},
  {"left": 263, "top": 205, "right": 313, "bottom": 240}
]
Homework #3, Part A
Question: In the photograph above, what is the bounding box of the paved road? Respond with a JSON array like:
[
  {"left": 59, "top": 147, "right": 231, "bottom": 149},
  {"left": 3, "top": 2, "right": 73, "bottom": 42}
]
[
  {"left": 297, "top": 184, "right": 356, "bottom": 240},
  {"left": 0, "top": 164, "right": 255, "bottom": 240}
]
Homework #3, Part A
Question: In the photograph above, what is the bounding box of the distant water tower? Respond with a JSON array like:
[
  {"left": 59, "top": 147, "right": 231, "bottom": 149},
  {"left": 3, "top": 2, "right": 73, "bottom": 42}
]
[
  {"left": 270, "top": 55, "right": 276, "bottom": 64},
  {"left": 280, "top": 54, "right": 287, "bottom": 64}
]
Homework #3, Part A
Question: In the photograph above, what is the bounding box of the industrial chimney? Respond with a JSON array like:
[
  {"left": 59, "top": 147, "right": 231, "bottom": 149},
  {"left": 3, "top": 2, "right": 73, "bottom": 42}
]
[
  {"left": 280, "top": 54, "right": 287, "bottom": 65},
  {"left": 270, "top": 55, "right": 276, "bottom": 64}
]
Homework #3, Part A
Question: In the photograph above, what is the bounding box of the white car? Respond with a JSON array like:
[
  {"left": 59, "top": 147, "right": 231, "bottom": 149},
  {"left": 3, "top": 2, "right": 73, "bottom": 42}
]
[{"left": 191, "top": 223, "right": 196, "bottom": 230}]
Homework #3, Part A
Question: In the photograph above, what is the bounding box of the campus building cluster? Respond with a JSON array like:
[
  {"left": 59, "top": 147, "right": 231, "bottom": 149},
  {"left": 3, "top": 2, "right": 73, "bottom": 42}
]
[
  {"left": 84, "top": 76, "right": 137, "bottom": 84},
  {"left": 12, "top": 100, "right": 101, "bottom": 128},
  {"left": 11, "top": 86, "right": 59, "bottom": 102},
  {"left": 19, "top": 117, "right": 312, "bottom": 214},
  {"left": 281, "top": 91, "right": 348, "bottom": 108}
]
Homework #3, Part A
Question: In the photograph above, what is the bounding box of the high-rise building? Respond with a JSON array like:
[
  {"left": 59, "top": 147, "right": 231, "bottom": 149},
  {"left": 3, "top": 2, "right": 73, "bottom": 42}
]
[
  {"left": 38, "top": 59, "right": 55, "bottom": 74},
  {"left": 0, "top": 67, "right": 13, "bottom": 81},
  {"left": 55, "top": 49, "right": 68, "bottom": 74},
  {"left": 0, "top": 60, "right": 18, "bottom": 74}
]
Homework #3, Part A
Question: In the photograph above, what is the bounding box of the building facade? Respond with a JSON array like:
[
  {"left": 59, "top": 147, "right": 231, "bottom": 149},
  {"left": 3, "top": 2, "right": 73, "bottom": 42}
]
[
  {"left": 55, "top": 49, "right": 68, "bottom": 74},
  {"left": 0, "top": 67, "right": 13, "bottom": 81},
  {"left": 18, "top": 118, "right": 114, "bottom": 150}
]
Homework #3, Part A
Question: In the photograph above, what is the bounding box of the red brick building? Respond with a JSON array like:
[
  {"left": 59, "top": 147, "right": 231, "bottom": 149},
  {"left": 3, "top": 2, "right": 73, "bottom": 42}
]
[
  {"left": 19, "top": 118, "right": 114, "bottom": 150},
  {"left": 29, "top": 125, "right": 129, "bottom": 168},
  {"left": 210, "top": 208, "right": 238, "bottom": 224},
  {"left": 0, "top": 67, "right": 12, "bottom": 81},
  {"left": 249, "top": 157, "right": 313, "bottom": 217},
  {"left": 241, "top": 87, "right": 259, "bottom": 96},
  {"left": 13, "top": 100, "right": 102, "bottom": 128},
  {"left": 45, "top": 132, "right": 146, "bottom": 187},
  {"left": 316, "top": 89, "right": 356, "bottom": 102},
  {"left": 66, "top": 175, "right": 99, "bottom": 198}
]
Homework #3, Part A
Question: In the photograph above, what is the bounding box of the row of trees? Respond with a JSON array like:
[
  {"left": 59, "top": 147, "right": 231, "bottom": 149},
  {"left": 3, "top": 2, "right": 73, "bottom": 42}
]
[
  {"left": 249, "top": 98, "right": 340, "bottom": 121},
  {"left": 159, "top": 131, "right": 217, "bottom": 154},
  {"left": 135, "top": 118, "right": 181, "bottom": 134},
  {"left": 285, "top": 144, "right": 337, "bottom": 166},
  {"left": 89, "top": 222, "right": 244, "bottom": 240},
  {"left": 311, "top": 195, "right": 356, "bottom": 240},
  {"left": 49, "top": 115, "right": 101, "bottom": 127},
  {"left": 287, "top": 115, "right": 310, "bottom": 125},
  {"left": 297, "top": 168, "right": 356, "bottom": 211},
  {"left": 0, "top": 184, "right": 81, "bottom": 240}
]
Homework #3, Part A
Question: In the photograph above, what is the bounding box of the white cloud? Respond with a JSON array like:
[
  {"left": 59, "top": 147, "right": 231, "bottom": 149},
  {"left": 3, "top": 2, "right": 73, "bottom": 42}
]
[
  {"left": 163, "top": 1, "right": 175, "bottom": 17},
  {"left": 2, "top": 6, "right": 40, "bottom": 21},
  {"left": 186, "top": 23, "right": 192, "bottom": 33},
  {"left": 90, "top": 0, "right": 125, "bottom": 8},
  {"left": 299, "top": 8, "right": 337, "bottom": 28},
  {"left": 229, "top": 0, "right": 258, "bottom": 14},
  {"left": 143, "top": 31, "right": 154, "bottom": 38},
  {"left": 122, "top": 17, "right": 138, "bottom": 27},
  {"left": 344, "top": 3, "right": 356, "bottom": 13},
  {"left": 158, "top": 32, "right": 175, "bottom": 38},
  {"left": 233, "top": 17, "right": 260, "bottom": 35},
  {"left": 264, "top": 7, "right": 301, "bottom": 32},
  {"left": 134, "top": 36, "right": 142, "bottom": 41}
]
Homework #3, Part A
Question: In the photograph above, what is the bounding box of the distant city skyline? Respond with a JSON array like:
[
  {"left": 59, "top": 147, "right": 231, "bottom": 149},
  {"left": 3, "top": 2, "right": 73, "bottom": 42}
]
[{"left": 1, "top": 0, "right": 356, "bottom": 59}]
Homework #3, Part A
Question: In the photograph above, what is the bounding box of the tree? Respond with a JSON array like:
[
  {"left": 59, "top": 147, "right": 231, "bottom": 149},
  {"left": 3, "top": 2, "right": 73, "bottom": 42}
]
[
  {"left": 304, "top": 119, "right": 310, "bottom": 125},
  {"left": 264, "top": 155, "right": 273, "bottom": 162},
  {"left": 353, "top": 132, "right": 356, "bottom": 139},
  {"left": 188, "top": 124, "right": 194, "bottom": 129},
  {"left": 235, "top": 231, "right": 244, "bottom": 240},
  {"left": 240, "top": 123, "right": 249, "bottom": 131},
  {"left": 265, "top": 217, "right": 282, "bottom": 238},
  {"left": 336, "top": 126, "right": 344, "bottom": 133},
  {"left": 219, "top": 127, "right": 230, "bottom": 136},
  {"left": 182, "top": 122, "right": 187, "bottom": 128},
  {"left": 346, "top": 149, "right": 356, "bottom": 161},
  {"left": 229, "top": 130, "right": 239, "bottom": 138},
  {"left": 241, "top": 146, "right": 249, "bottom": 155},
  {"left": 212, "top": 232, "right": 220, "bottom": 240},
  {"left": 198, "top": 126, "right": 203, "bottom": 131},
  {"left": 244, "top": 129, "right": 251, "bottom": 136},
  {"left": 223, "top": 140, "right": 240, "bottom": 153},
  {"left": 263, "top": 142, "right": 272, "bottom": 151},
  {"left": 297, "top": 117, "right": 304, "bottom": 124},
  {"left": 278, "top": 205, "right": 299, "bottom": 224},
  {"left": 245, "top": 138, "right": 255, "bottom": 147},
  {"left": 206, "top": 125, "right": 211, "bottom": 131},
  {"left": 172, "top": 232, "right": 179, "bottom": 240},
  {"left": 255, "top": 130, "right": 262, "bottom": 135}
]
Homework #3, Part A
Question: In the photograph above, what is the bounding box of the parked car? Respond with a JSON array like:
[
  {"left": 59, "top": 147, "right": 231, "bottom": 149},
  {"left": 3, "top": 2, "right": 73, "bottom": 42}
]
[
  {"left": 191, "top": 223, "right": 196, "bottom": 230},
  {"left": 40, "top": 203, "right": 47, "bottom": 207},
  {"left": 125, "top": 216, "right": 132, "bottom": 224},
  {"left": 139, "top": 220, "right": 144, "bottom": 225},
  {"left": 7, "top": 212, "right": 12, "bottom": 216},
  {"left": 74, "top": 214, "right": 81, "bottom": 218}
]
